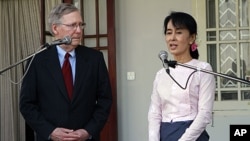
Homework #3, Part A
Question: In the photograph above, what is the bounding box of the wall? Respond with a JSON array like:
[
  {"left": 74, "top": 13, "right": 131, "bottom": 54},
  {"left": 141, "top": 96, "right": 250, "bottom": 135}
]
[
  {"left": 207, "top": 114, "right": 250, "bottom": 141},
  {"left": 116, "top": 0, "right": 192, "bottom": 141}
]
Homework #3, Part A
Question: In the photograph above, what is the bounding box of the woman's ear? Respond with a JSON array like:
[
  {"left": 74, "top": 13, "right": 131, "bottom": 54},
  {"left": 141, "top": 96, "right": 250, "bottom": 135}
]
[{"left": 189, "top": 34, "right": 196, "bottom": 44}]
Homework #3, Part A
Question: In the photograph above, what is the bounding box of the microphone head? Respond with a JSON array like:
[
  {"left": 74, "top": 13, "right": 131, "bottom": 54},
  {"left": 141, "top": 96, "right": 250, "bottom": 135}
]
[
  {"left": 158, "top": 50, "right": 168, "bottom": 61},
  {"left": 64, "top": 36, "right": 72, "bottom": 45}
]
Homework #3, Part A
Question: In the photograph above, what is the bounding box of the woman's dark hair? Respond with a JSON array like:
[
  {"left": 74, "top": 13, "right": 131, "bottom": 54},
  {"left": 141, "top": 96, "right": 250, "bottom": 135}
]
[{"left": 163, "top": 11, "right": 199, "bottom": 59}]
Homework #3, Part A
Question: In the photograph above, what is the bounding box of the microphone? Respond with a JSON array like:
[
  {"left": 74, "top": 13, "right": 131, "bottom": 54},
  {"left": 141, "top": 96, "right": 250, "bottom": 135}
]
[
  {"left": 158, "top": 50, "right": 170, "bottom": 73},
  {"left": 47, "top": 36, "right": 72, "bottom": 46}
]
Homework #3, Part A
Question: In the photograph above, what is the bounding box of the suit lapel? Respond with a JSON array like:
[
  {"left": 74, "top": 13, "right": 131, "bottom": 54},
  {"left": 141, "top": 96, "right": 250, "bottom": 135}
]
[
  {"left": 72, "top": 47, "right": 90, "bottom": 101},
  {"left": 44, "top": 47, "right": 70, "bottom": 101}
]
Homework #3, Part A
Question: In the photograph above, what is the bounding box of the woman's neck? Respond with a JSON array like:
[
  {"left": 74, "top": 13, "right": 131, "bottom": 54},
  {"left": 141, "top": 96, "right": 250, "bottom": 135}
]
[{"left": 174, "top": 55, "right": 193, "bottom": 64}]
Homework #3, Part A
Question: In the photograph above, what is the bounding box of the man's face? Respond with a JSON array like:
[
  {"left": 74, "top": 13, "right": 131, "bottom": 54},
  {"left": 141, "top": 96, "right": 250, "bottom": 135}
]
[{"left": 52, "top": 11, "right": 84, "bottom": 51}]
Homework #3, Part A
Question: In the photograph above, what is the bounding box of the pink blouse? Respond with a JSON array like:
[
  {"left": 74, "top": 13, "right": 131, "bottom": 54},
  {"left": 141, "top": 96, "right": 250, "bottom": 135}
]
[{"left": 148, "top": 59, "right": 215, "bottom": 141}]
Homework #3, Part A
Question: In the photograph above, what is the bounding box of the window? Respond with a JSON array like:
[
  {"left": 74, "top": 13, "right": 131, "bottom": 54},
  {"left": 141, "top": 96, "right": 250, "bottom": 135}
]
[{"left": 194, "top": 0, "right": 250, "bottom": 113}]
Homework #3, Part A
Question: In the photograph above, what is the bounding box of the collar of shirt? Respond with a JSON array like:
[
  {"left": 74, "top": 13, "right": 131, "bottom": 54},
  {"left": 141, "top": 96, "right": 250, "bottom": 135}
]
[
  {"left": 56, "top": 45, "right": 76, "bottom": 83},
  {"left": 56, "top": 45, "right": 76, "bottom": 67}
]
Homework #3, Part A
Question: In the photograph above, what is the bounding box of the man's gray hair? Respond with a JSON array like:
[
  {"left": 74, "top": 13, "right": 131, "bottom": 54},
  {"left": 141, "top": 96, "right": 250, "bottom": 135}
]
[{"left": 48, "top": 3, "right": 79, "bottom": 36}]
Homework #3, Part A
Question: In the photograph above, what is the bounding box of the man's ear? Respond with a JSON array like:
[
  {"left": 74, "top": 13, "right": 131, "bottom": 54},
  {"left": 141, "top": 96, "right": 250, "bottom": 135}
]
[{"left": 51, "top": 24, "right": 59, "bottom": 35}]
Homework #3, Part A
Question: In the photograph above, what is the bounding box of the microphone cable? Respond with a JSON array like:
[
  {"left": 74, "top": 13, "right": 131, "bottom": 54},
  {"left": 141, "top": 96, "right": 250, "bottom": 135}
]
[
  {"left": 167, "top": 69, "right": 197, "bottom": 90},
  {"left": 0, "top": 44, "right": 43, "bottom": 85},
  {"left": 0, "top": 36, "right": 72, "bottom": 85}
]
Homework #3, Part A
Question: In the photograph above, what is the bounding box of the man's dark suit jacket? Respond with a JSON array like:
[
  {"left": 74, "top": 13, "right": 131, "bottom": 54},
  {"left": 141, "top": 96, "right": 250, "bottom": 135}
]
[{"left": 19, "top": 45, "right": 112, "bottom": 141}]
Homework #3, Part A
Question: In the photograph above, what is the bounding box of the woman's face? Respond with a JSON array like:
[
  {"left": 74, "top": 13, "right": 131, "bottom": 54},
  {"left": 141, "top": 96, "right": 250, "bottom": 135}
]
[{"left": 165, "top": 20, "right": 195, "bottom": 58}]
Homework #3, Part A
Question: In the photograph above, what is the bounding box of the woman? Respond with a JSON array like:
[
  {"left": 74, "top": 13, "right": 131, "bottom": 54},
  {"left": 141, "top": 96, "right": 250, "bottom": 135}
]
[{"left": 148, "top": 12, "right": 215, "bottom": 141}]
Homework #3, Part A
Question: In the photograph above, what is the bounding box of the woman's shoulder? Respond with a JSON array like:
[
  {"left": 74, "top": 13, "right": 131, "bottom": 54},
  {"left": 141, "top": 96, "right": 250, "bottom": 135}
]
[
  {"left": 190, "top": 59, "right": 213, "bottom": 70},
  {"left": 155, "top": 68, "right": 168, "bottom": 78}
]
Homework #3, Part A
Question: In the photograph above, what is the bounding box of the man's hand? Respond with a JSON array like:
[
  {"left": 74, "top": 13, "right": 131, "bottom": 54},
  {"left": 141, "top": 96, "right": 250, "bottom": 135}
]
[
  {"left": 72, "top": 129, "right": 90, "bottom": 141},
  {"left": 50, "top": 128, "right": 90, "bottom": 141},
  {"left": 50, "top": 127, "right": 79, "bottom": 141}
]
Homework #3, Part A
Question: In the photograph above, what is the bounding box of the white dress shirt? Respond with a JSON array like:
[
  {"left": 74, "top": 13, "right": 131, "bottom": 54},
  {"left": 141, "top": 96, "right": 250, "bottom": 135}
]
[{"left": 148, "top": 59, "right": 215, "bottom": 141}]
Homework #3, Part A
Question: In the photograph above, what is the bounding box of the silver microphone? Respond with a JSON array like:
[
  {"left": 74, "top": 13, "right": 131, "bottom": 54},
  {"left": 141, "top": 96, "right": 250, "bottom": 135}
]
[
  {"left": 47, "top": 36, "right": 72, "bottom": 46},
  {"left": 158, "top": 50, "right": 169, "bottom": 73}
]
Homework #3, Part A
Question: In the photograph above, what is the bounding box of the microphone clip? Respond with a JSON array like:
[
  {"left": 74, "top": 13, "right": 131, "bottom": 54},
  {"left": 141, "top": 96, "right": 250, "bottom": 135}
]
[{"left": 166, "top": 60, "right": 177, "bottom": 68}]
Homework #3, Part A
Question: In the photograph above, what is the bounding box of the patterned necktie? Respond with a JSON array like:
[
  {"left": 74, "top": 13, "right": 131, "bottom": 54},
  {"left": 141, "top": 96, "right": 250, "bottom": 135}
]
[{"left": 62, "top": 53, "right": 73, "bottom": 100}]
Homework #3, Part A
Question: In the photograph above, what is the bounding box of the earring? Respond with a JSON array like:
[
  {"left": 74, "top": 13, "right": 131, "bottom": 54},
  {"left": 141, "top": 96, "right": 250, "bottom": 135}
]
[{"left": 191, "top": 43, "right": 197, "bottom": 51}]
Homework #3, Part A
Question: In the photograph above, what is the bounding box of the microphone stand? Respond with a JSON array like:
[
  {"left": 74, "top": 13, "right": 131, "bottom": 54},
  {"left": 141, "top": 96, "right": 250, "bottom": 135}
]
[
  {"left": 167, "top": 60, "right": 250, "bottom": 85},
  {"left": 0, "top": 43, "right": 50, "bottom": 75}
]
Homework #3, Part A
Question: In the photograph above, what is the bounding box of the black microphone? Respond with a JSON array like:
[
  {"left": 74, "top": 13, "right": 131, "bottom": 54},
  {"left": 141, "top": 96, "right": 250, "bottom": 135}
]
[
  {"left": 47, "top": 36, "right": 72, "bottom": 46},
  {"left": 158, "top": 50, "right": 170, "bottom": 74}
]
